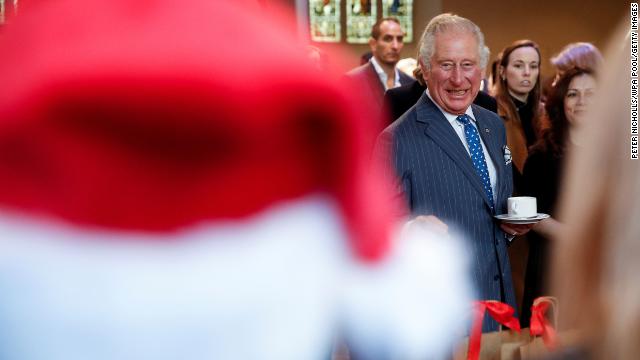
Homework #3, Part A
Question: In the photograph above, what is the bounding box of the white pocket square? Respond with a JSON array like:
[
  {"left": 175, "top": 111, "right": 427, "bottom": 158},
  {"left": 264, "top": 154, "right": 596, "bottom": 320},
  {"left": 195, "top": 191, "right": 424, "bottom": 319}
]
[{"left": 503, "top": 145, "right": 512, "bottom": 165}]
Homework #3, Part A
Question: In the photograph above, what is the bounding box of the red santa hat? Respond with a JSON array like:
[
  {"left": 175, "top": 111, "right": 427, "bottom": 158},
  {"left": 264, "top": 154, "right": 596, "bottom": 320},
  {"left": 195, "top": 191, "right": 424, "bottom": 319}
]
[
  {"left": 0, "top": 2, "right": 474, "bottom": 359},
  {"left": 0, "top": 0, "right": 398, "bottom": 261}
]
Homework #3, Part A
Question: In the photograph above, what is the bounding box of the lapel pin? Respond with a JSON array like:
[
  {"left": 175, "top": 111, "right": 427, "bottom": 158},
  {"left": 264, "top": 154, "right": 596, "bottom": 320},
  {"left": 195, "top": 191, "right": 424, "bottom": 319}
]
[{"left": 484, "top": 128, "right": 490, "bottom": 134}]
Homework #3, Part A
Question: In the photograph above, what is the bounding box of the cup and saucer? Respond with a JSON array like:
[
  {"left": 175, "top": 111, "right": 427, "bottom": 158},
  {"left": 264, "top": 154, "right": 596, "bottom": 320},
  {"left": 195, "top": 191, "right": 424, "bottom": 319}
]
[{"left": 494, "top": 196, "right": 550, "bottom": 224}]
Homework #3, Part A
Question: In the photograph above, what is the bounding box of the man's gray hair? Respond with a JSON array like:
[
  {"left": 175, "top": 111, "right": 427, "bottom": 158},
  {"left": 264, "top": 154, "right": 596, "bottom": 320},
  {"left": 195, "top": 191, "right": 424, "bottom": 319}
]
[{"left": 418, "top": 13, "right": 490, "bottom": 71}]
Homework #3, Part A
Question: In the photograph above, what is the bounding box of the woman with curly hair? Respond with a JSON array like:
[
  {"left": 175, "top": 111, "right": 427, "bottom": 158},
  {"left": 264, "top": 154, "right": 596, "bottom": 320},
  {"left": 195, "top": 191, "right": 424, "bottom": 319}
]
[{"left": 520, "top": 67, "right": 597, "bottom": 326}]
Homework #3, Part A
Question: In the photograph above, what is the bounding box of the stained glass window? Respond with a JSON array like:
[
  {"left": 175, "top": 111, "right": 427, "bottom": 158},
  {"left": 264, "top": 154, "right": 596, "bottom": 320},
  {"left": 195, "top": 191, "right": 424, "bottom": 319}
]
[
  {"left": 309, "top": 0, "right": 341, "bottom": 43},
  {"left": 0, "top": 0, "right": 6, "bottom": 24},
  {"left": 307, "top": 0, "right": 413, "bottom": 44},
  {"left": 0, "top": 0, "right": 19, "bottom": 25},
  {"left": 346, "top": 0, "right": 376, "bottom": 44},
  {"left": 382, "top": 0, "right": 412, "bottom": 42}
]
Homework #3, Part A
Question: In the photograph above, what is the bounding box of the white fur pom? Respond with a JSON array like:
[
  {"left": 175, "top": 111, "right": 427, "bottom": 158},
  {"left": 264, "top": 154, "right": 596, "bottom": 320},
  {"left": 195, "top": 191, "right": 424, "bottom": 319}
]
[{"left": 340, "top": 221, "right": 474, "bottom": 359}]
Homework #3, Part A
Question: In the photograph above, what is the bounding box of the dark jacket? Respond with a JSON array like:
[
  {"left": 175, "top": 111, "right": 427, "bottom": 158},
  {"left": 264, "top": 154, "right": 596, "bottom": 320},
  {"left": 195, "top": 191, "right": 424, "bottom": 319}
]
[
  {"left": 373, "top": 93, "right": 515, "bottom": 331},
  {"left": 345, "top": 61, "right": 414, "bottom": 111}
]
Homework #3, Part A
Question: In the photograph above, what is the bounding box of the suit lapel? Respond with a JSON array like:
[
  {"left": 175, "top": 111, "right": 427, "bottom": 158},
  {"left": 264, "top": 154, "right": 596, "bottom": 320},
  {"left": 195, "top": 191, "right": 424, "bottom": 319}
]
[
  {"left": 399, "top": 71, "right": 414, "bottom": 86},
  {"left": 366, "top": 63, "right": 413, "bottom": 97},
  {"left": 365, "top": 63, "right": 385, "bottom": 101},
  {"left": 416, "top": 94, "right": 493, "bottom": 210}
]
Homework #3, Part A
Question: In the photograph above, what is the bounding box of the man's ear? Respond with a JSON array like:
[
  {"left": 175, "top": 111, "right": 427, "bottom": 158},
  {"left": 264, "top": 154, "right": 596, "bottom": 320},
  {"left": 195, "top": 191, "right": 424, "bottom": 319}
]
[
  {"left": 368, "top": 37, "right": 377, "bottom": 52},
  {"left": 418, "top": 58, "right": 429, "bottom": 83}
]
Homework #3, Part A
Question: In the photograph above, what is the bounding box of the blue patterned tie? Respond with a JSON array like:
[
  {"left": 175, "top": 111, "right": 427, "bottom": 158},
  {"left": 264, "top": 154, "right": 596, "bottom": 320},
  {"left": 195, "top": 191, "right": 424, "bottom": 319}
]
[{"left": 456, "top": 114, "right": 495, "bottom": 210}]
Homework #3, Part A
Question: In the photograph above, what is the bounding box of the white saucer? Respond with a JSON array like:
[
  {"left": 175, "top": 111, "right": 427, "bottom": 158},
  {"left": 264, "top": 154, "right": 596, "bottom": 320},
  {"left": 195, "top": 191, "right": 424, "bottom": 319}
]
[{"left": 494, "top": 213, "right": 550, "bottom": 224}]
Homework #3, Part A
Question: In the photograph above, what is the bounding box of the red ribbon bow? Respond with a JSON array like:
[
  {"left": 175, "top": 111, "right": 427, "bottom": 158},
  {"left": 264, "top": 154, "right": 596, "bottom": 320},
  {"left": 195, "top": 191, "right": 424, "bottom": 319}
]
[
  {"left": 530, "top": 300, "right": 558, "bottom": 349},
  {"left": 467, "top": 301, "right": 521, "bottom": 360}
]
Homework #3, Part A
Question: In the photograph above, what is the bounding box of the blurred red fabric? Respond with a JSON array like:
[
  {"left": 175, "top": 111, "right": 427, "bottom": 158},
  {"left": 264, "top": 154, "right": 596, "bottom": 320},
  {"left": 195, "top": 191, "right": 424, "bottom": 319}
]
[{"left": 0, "top": 0, "right": 398, "bottom": 261}]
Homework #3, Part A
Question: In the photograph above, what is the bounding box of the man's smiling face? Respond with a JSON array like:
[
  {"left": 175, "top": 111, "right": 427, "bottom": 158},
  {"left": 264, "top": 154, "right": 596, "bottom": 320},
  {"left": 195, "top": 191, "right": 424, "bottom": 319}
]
[{"left": 422, "top": 30, "right": 482, "bottom": 115}]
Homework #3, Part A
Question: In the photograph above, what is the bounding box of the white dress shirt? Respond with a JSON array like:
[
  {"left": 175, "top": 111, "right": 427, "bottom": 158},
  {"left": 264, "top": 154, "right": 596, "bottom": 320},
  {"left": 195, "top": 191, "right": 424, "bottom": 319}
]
[
  {"left": 426, "top": 90, "right": 497, "bottom": 204},
  {"left": 370, "top": 57, "right": 402, "bottom": 90}
]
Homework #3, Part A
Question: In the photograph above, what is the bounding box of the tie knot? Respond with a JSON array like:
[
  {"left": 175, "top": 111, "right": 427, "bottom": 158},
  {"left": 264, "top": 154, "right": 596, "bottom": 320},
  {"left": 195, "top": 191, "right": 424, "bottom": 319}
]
[{"left": 456, "top": 114, "right": 471, "bottom": 125}]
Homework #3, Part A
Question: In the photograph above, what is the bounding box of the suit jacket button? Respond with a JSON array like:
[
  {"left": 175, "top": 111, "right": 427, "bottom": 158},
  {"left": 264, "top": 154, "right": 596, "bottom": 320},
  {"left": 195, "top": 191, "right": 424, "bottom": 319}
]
[{"left": 493, "top": 275, "right": 500, "bottom": 281}]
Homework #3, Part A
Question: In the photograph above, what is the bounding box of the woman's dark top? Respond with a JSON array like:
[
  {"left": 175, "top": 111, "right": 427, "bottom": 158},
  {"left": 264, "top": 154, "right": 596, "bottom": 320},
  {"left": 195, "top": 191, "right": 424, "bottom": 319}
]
[
  {"left": 519, "top": 146, "right": 563, "bottom": 326},
  {"left": 513, "top": 96, "right": 537, "bottom": 148}
]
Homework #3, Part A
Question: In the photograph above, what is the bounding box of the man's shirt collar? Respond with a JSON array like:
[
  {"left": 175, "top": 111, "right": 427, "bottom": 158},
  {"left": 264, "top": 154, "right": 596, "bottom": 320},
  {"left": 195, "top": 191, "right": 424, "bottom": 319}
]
[
  {"left": 370, "top": 57, "right": 401, "bottom": 90},
  {"left": 425, "top": 89, "right": 475, "bottom": 126}
]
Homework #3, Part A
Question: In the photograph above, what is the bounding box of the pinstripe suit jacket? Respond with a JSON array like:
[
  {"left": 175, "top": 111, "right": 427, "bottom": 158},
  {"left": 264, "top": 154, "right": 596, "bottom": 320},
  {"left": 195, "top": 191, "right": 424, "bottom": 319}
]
[{"left": 375, "top": 93, "right": 516, "bottom": 331}]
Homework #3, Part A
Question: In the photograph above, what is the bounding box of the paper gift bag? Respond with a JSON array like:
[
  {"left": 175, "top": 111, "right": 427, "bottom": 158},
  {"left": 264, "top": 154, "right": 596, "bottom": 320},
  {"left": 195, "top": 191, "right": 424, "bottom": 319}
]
[
  {"left": 519, "top": 296, "right": 559, "bottom": 360},
  {"left": 454, "top": 300, "right": 524, "bottom": 360},
  {"left": 500, "top": 338, "right": 528, "bottom": 360},
  {"left": 455, "top": 329, "right": 530, "bottom": 360},
  {"left": 519, "top": 330, "right": 583, "bottom": 360}
]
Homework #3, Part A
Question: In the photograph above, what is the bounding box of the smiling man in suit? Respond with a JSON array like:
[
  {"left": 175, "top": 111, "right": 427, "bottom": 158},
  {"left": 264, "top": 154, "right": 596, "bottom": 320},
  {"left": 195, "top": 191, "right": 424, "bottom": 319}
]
[{"left": 374, "top": 13, "right": 533, "bottom": 331}]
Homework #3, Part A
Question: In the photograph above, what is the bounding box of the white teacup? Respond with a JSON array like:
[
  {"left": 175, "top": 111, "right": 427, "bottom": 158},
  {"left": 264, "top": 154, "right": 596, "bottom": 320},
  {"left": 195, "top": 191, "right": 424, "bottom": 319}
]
[{"left": 507, "top": 196, "right": 537, "bottom": 218}]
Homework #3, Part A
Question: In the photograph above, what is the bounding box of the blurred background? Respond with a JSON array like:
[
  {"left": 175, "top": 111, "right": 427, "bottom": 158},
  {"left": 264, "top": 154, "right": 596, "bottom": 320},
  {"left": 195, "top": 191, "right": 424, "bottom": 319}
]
[
  {"left": 276, "top": 0, "right": 626, "bottom": 78},
  {"left": 1, "top": 0, "right": 628, "bottom": 78}
]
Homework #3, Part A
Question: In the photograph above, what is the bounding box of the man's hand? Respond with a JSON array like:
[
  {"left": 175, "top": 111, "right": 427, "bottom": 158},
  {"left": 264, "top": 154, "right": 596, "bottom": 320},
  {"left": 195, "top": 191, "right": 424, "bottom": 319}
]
[
  {"left": 500, "top": 222, "right": 534, "bottom": 237},
  {"left": 406, "top": 215, "right": 449, "bottom": 235}
]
